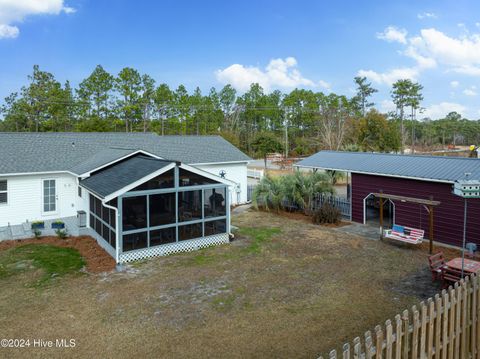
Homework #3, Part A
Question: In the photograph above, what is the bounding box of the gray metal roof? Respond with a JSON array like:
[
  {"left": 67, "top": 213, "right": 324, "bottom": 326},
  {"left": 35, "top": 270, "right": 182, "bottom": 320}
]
[
  {"left": 0, "top": 132, "right": 250, "bottom": 175},
  {"left": 80, "top": 155, "right": 174, "bottom": 198},
  {"left": 296, "top": 151, "right": 480, "bottom": 183}
]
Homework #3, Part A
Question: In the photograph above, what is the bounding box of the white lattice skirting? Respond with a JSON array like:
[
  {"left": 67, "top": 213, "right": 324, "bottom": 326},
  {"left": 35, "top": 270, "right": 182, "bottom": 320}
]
[{"left": 118, "top": 233, "right": 230, "bottom": 263}]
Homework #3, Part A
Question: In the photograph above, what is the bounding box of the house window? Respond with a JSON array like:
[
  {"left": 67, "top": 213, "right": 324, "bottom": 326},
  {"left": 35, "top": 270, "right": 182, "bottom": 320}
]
[
  {"left": 78, "top": 186, "right": 82, "bottom": 198},
  {"left": 0, "top": 180, "right": 7, "bottom": 204},
  {"left": 43, "top": 179, "right": 56, "bottom": 213}
]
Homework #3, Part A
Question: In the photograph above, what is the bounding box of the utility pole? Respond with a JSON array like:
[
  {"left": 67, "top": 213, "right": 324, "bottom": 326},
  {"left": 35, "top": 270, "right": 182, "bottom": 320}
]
[{"left": 284, "top": 108, "right": 289, "bottom": 159}]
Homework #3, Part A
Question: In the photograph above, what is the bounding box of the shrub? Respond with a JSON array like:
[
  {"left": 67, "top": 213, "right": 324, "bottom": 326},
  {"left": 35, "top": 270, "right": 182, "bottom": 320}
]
[
  {"left": 312, "top": 203, "right": 341, "bottom": 225},
  {"left": 55, "top": 228, "right": 68, "bottom": 239},
  {"left": 32, "top": 228, "right": 42, "bottom": 238}
]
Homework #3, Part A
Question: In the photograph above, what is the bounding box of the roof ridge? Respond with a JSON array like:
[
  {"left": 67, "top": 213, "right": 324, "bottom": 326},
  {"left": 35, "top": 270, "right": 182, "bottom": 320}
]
[{"left": 320, "top": 150, "right": 480, "bottom": 161}]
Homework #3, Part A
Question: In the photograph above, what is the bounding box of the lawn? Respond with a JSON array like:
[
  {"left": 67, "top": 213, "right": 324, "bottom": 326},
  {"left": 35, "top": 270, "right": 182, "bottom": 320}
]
[{"left": 0, "top": 209, "right": 447, "bottom": 358}]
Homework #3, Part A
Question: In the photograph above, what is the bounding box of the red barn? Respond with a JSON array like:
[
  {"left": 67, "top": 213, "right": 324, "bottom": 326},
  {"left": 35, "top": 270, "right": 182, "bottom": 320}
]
[{"left": 296, "top": 151, "right": 480, "bottom": 248}]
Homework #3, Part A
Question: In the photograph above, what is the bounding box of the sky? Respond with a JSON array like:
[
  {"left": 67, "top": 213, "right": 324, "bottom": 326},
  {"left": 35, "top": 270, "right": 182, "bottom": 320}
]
[{"left": 0, "top": 0, "right": 480, "bottom": 119}]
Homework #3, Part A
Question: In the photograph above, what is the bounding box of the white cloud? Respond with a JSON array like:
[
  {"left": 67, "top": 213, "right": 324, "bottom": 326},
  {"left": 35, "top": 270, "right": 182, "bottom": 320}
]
[
  {"left": 412, "top": 28, "right": 480, "bottom": 75},
  {"left": 463, "top": 86, "right": 477, "bottom": 96},
  {"left": 0, "top": 24, "right": 19, "bottom": 38},
  {"left": 360, "top": 25, "right": 480, "bottom": 87},
  {"left": 417, "top": 12, "right": 437, "bottom": 20},
  {"left": 422, "top": 102, "right": 466, "bottom": 119},
  {"left": 450, "top": 80, "right": 460, "bottom": 88},
  {"left": 215, "top": 57, "right": 323, "bottom": 92},
  {"left": 376, "top": 26, "right": 408, "bottom": 44},
  {"left": 357, "top": 67, "right": 419, "bottom": 86},
  {"left": 0, "top": 0, "right": 75, "bottom": 39}
]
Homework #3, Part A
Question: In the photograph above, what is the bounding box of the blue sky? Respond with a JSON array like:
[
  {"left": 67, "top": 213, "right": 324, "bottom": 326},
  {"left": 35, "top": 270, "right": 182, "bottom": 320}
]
[{"left": 0, "top": 0, "right": 480, "bottom": 119}]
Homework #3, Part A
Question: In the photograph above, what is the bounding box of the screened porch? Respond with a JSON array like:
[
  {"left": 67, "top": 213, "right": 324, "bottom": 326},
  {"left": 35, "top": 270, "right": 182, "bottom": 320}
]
[{"left": 80, "top": 155, "right": 232, "bottom": 263}]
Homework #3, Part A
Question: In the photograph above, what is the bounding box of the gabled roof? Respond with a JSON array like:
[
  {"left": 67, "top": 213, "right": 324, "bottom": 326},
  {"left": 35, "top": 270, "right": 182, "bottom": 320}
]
[
  {"left": 295, "top": 151, "right": 480, "bottom": 183},
  {"left": 80, "top": 156, "right": 175, "bottom": 199},
  {"left": 0, "top": 132, "right": 251, "bottom": 176}
]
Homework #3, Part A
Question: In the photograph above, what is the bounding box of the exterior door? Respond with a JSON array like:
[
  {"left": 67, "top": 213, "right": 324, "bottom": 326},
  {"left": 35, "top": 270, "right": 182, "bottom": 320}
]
[{"left": 43, "top": 179, "right": 57, "bottom": 214}]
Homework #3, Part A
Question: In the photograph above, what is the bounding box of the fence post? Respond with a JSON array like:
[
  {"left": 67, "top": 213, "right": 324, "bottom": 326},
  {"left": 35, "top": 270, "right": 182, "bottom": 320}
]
[
  {"left": 365, "top": 331, "right": 373, "bottom": 359},
  {"left": 395, "top": 314, "right": 402, "bottom": 359},
  {"left": 448, "top": 287, "right": 456, "bottom": 359},
  {"left": 386, "top": 320, "right": 393, "bottom": 359},
  {"left": 342, "top": 343, "right": 350, "bottom": 359},
  {"left": 353, "top": 337, "right": 361, "bottom": 359},
  {"left": 376, "top": 325, "right": 384, "bottom": 359},
  {"left": 434, "top": 294, "right": 442, "bottom": 359},
  {"left": 427, "top": 298, "right": 434, "bottom": 359},
  {"left": 420, "top": 302, "right": 428, "bottom": 358},
  {"left": 441, "top": 290, "right": 449, "bottom": 359},
  {"left": 402, "top": 310, "right": 410, "bottom": 359},
  {"left": 412, "top": 306, "right": 420, "bottom": 359}
]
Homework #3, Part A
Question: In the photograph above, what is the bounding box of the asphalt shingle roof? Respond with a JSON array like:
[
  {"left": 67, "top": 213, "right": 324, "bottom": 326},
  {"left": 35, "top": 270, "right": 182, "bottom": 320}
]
[
  {"left": 80, "top": 156, "right": 174, "bottom": 198},
  {"left": 296, "top": 151, "right": 480, "bottom": 182},
  {"left": 0, "top": 132, "right": 250, "bottom": 175}
]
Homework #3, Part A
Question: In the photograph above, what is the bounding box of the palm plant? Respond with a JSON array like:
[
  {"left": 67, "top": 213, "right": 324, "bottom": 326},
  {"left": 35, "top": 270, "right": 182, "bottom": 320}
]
[
  {"left": 252, "top": 174, "right": 285, "bottom": 212},
  {"left": 283, "top": 171, "right": 333, "bottom": 213},
  {"left": 254, "top": 171, "right": 334, "bottom": 214}
]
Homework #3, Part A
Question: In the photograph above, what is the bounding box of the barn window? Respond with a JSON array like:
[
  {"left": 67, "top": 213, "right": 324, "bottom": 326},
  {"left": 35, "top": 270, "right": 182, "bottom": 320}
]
[{"left": 0, "top": 180, "right": 7, "bottom": 204}]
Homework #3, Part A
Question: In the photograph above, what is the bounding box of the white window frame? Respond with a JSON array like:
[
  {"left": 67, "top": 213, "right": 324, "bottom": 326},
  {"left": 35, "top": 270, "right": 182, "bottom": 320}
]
[
  {"left": 0, "top": 179, "right": 7, "bottom": 205},
  {"left": 42, "top": 178, "right": 58, "bottom": 214}
]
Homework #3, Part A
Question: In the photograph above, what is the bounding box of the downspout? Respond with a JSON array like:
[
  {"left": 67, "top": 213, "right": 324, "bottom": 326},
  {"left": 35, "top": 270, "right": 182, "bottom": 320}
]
[
  {"left": 102, "top": 201, "right": 120, "bottom": 264},
  {"left": 227, "top": 185, "right": 232, "bottom": 240}
]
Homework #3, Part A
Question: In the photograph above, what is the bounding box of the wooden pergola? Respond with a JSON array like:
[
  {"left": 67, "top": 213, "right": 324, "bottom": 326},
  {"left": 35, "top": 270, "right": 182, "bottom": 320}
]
[{"left": 372, "top": 192, "right": 441, "bottom": 254}]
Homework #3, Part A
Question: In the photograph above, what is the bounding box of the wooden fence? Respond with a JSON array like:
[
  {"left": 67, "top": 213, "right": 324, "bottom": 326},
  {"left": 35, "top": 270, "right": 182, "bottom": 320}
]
[{"left": 319, "top": 274, "right": 480, "bottom": 359}]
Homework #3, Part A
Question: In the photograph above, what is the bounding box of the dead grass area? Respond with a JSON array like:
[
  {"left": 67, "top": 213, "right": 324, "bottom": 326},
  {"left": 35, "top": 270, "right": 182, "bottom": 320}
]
[
  {"left": 0, "top": 210, "right": 449, "bottom": 358},
  {"left": 0, "top": 236, "right": 116, "bottom": 273}
]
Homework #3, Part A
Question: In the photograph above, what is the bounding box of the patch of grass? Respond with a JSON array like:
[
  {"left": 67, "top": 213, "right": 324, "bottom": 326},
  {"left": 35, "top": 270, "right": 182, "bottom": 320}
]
[
  {"left": 238, "top": 227, "right": 282, "bottom": 254},
  {"left": 211, "top": 293, "right": 237, "bottom": 312},
  {"left": 0, "top": 244, "right": 85, "bottom": 286}
]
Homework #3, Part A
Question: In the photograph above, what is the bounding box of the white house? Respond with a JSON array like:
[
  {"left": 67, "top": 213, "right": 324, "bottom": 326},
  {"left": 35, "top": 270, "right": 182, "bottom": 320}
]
[{"left": 0, "top": 133, "right": 250, "bottom": 263}]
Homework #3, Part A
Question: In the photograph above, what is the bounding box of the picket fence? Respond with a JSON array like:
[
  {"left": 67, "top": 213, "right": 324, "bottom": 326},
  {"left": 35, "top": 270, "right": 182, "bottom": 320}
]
[{"left": 319, "top": 274, "right": 480, "bottom": 359}]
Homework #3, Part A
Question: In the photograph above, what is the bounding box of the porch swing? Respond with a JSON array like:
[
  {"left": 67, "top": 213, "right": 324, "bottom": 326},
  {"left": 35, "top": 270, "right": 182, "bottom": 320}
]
[{"left": 373, "top": 192, "right": 441, "bottom": 253}]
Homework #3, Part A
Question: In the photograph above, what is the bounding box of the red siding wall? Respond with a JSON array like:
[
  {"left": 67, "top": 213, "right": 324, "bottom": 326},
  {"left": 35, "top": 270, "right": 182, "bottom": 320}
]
[{"left": 351, "top": 173, "right": 480, "bottom": 247}]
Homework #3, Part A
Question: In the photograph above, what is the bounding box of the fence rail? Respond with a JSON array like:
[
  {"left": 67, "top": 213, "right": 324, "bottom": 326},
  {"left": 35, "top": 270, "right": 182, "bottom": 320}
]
[
  {"left": 247, "top": 168, "right": 264, "bottom": 180},
  {"left": 311, "top": 193, "right": 351, "bottom": 219},
  {"left": 319, "top": 273, "right": 480, "bottom": 359}
]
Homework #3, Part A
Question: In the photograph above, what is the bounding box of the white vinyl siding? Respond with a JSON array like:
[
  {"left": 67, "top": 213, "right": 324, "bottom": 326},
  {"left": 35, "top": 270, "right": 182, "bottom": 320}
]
[
  {"left": 43, "top": 179, "right": 57, "bottom": 213},
  {"left": 195, "top": 163, "right": 248, "bottom": 204},
  {"left": 0, "top": 180, "right": 7, "bottom": 204}
]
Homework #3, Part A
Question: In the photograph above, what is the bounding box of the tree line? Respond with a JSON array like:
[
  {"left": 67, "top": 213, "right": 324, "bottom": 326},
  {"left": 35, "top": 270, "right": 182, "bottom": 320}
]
[{"left": 1, "top": 65, "right": 480, "bottom": 157}]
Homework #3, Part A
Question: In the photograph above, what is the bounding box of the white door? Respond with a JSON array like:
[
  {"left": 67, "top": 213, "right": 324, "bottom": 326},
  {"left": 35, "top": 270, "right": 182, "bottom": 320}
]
[{"left": 43, "top": 179, "right": 57, "bottom": 214}]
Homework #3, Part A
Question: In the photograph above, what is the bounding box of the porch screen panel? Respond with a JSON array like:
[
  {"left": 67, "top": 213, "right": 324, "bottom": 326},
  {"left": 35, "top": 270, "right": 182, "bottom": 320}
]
[
  {"left": 204, "top": 187, "right": 226, "bottom": 218},
  {"left": 122, "top": 196, "right": 147, "bottom": 230},
  {"left": 205, "top": 219, "right": 227, "bottom": 236},
  {"left": 149, "top": 193, "right": 176, "bottom": 226},
  {"left": 89, "top": 194, "right": 116, "bottom": 248},
  {"left": 178, "top": 190, "right": 202, "bottom": 222}
]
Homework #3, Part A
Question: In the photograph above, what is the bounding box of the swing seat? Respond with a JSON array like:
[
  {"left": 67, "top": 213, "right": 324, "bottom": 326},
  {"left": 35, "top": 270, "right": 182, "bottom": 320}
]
[{"left": 383, "top": 224, "right": 424, "bottom": 244}]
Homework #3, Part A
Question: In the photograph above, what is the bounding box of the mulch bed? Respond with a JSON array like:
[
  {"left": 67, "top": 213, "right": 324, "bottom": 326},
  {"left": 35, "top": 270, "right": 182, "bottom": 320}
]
[{"left": 0, "top": 236, "right": 116, "bottom": 273}]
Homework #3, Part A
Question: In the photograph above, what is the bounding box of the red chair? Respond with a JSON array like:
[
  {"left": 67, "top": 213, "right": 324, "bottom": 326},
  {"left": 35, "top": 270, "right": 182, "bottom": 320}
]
[{"left": 428, "top": 252, "right": 446, "bottom": 282}]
